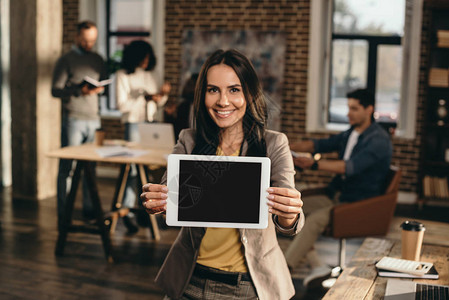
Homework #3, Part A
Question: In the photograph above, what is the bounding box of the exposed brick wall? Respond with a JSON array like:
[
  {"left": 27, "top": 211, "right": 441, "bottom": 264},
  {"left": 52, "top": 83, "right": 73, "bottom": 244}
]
[
  {"left": 61, "top": 1, "right": 432, "bottom": 193},
  {"left": 164, "top": 0, "right": 432, "bottom": 193},
  {"left": 165, "top": 0, "right": 315, "bottom": 178},
  {"left": 62, "top": 0, "right": 79, "bottom": 53},
  {"left": 101, "top": 117, "right": 125, "bottom": 140},
  {"left": 165, "top": 0, "right": 311, "bottom": 124}
]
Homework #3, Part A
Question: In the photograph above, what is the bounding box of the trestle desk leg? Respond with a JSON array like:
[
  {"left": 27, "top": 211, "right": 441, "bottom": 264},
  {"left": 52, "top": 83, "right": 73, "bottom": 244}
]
[{"left": 55, "top": 161, "right": 83, "bottom": 256}]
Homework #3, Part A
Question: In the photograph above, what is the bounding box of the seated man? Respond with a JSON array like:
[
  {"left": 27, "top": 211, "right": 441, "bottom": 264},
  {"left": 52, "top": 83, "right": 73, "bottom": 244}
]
[{"left": 285, "top": 89, "right": 393, "bottom": 287}]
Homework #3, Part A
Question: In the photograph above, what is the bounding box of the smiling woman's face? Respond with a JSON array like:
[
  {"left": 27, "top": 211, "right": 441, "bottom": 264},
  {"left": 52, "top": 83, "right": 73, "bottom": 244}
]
[{"left": 205, "top": 64, "right": 246, "bottom": 131}]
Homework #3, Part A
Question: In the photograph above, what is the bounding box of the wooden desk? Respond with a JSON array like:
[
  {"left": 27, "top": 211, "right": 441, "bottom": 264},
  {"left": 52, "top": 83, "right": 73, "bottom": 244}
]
[
  {"left": 47, "top": 142, "right": 171, "bottom": 262},
  {"left": 323, "top": 237, "right": 449, "bottom": 299}
]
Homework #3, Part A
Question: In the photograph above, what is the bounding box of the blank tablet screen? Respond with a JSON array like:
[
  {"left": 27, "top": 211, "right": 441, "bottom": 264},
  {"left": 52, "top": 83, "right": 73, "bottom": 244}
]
[{"left": 177, "top": 160, "right": 261, "bottom": 223}]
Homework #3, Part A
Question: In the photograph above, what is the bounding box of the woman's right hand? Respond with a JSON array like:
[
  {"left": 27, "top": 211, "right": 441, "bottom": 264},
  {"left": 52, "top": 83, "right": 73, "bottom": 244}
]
[{"left": 140, "top": 183, "right": 168, "bottom": 214}]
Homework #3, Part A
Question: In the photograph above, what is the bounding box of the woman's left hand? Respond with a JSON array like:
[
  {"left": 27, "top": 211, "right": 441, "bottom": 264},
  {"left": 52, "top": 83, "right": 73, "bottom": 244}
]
[{"left": 266, "top": 187, "right": 303, "bottom": 228}]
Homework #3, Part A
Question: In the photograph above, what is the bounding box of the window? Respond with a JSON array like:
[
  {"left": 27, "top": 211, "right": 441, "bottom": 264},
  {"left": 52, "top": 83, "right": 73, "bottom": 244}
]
[
  {"left": 330, "top": 0, "right": 403, "bottom": 126},
  {"left": 104, "top": 0, "right": 153, "bottom": 112},
  {"left": 307, "top": 0, "right": 423, "bottom": 138}
]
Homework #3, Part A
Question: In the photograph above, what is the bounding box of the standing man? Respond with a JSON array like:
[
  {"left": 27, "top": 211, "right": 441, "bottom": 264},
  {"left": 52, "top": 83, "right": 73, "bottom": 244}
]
[
  {"left": 52, "top": 21, "right": 106, "bottom": 224},
  {"left": 285, "top": 89, "right": 393, "bottom": 287}
]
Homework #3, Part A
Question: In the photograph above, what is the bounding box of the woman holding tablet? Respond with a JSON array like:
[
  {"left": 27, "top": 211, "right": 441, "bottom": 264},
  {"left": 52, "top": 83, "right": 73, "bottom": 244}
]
[{"left": 140, "top": 49, "right": 304, "bottom": 299}]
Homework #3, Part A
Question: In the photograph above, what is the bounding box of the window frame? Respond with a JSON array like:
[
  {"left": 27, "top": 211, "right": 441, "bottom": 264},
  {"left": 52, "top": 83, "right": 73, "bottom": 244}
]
[
  {"left": 104, "top": 0, "right": 152, "bottom": 111},
  {"left": 307, "top": 0, "right": 423, "bottom": 138},
  {"left": 329, "top": 34, "right": 402, "bottom": 125}
]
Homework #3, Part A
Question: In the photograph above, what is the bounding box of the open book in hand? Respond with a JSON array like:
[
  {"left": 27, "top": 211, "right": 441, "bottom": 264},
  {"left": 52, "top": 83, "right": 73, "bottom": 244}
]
[{"left": 83, "top": 76, "right": 113, "bottom": 88}]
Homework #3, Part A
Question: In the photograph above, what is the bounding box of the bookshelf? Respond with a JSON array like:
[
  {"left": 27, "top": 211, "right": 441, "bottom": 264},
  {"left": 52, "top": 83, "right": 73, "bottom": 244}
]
[{"left": 419, "top": 1, "right": 449, "bottom": 206}]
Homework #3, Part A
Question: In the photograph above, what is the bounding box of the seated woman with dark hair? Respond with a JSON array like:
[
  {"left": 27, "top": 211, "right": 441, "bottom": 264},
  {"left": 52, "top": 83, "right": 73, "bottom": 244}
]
[{"left": 140, "top": 49, "right": 304, "bottom": 299}]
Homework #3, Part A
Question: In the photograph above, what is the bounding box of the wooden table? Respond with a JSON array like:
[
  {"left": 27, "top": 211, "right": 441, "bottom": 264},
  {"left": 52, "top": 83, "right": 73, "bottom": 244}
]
[
  {"left": 47, "top": 142, "right": 171, "bottom": 262},
  {"left": 323, "top": 237, "right": 449, "bottom": 299}
]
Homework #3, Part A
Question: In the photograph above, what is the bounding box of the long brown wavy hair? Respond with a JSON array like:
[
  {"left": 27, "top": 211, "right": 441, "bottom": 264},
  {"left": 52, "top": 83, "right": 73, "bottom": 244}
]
[{"left": 192, "top": 49, "right": 268, "bottom": 156}]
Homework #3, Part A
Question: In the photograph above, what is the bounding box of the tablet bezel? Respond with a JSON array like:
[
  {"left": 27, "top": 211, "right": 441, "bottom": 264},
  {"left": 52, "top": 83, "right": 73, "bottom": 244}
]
[{"left": 166, "top": 154, "right": 271, "bottom": 229}]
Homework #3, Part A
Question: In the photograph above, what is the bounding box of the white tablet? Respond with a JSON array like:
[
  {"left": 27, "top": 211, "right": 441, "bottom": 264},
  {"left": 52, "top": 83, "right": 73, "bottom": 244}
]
[{"left": 166, "top": 154, "right": 271, "bottom": 229}]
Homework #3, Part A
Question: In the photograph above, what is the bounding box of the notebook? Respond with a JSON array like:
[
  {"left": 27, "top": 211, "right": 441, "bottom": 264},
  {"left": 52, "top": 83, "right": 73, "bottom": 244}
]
[
  {"left": 385, "top": 278, "right": 449, "bottom": 300},
  {"left": 378, "top": 265, "right": 439, "bottom": 279},
  {"left": 137, "top": 123, "right": 175, "bottom": 150}
]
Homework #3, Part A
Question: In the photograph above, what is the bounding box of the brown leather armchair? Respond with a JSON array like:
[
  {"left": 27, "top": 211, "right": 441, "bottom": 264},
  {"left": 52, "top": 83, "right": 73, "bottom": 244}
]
[{"left": 302, "top": 166, "right": 402, "bottom": 268}]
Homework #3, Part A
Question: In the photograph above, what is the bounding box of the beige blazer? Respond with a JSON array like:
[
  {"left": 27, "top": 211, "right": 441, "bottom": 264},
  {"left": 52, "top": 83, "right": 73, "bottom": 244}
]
[{"left": 156, "top": 129, "right": 305, "bottom": 300}]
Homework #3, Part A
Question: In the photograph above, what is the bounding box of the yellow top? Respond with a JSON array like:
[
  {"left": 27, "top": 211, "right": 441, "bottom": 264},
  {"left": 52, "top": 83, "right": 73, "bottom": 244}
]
[{"left": 196, "top": 146, "right": 248, "bottom": 272}]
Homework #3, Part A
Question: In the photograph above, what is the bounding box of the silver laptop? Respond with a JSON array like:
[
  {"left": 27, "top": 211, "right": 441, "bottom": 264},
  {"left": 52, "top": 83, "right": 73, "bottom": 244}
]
[
  {"left": 385, "top": 278, "right": 449, "bottom": 300},
  {"left": 137, "top": 123, "right": 175, "bottom": 149}
]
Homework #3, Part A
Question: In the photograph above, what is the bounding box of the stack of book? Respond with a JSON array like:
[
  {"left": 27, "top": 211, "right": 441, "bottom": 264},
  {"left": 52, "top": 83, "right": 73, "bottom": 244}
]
[
  {"left": 428, "top": 68, "right": 449, "bottom": 87},
  {"left": 377, "top": 265, "right": 439, "bottom": 279},
  {"left": 376, "top": 257, "right": 439, "bottom": 280},
  {"left": 423, "top": 175, "right": 449, "bottom": 200},
  {"left": 437, "top": 30, "right": 449, "bottom": 48}
]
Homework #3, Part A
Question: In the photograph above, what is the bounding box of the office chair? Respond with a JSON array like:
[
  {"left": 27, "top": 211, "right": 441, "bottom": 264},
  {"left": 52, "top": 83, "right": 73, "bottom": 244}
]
[{"left": 302, "top": 166, "right": 402, "bottom": 286}]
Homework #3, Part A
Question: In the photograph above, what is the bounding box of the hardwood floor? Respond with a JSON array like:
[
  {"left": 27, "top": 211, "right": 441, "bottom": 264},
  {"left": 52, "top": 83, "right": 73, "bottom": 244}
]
[
  {"left": 1, "top": 178, "right": 448, "bottom": 300},
  {"left": 0, "top": 178, "right": 179, "bottom": 299}
]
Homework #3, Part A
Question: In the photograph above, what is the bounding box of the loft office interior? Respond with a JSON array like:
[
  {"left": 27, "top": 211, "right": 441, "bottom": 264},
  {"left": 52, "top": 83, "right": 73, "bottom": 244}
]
[
  {"left": 0, "top": 0, "right": 449, "bottom": 299},
  {"left": 0, "top": 0, "right": 444, "bottom": 207}
]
